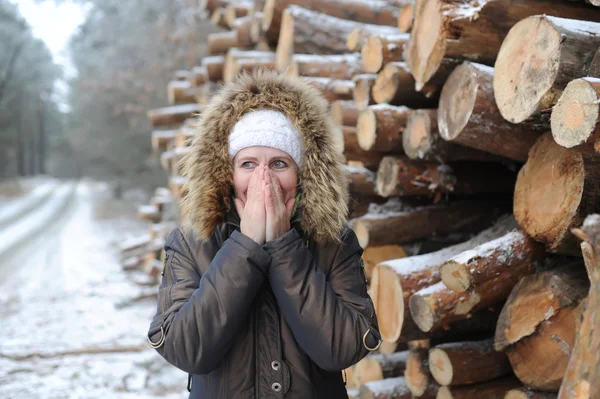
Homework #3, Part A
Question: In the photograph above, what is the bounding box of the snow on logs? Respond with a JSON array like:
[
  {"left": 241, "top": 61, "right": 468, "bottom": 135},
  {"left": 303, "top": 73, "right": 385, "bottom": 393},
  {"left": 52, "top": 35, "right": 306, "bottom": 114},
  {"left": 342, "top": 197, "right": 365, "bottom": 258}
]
[
  {"left": 513, "top": 133, "right": 600, "bottom": 255},
  {"left": 406, "top": 0, "right": 600, "bottom": 90},
  {"left": 494, "top": 267, "right": 589, "bottom": 391},
  {"left": 275, "top": 6, "right": 361, "bottom": 71},
  {"left": 147, "top": 104, "right": 200, "bottom": 127},
  {"left": 494, "top": 16, "right": 600, "bottom": 125},
  {"left": 437, "top": 61, "right": 543, "bottom": 162},
  {"left": 288, "top": 53, "right": 365, "bottom": 80}
]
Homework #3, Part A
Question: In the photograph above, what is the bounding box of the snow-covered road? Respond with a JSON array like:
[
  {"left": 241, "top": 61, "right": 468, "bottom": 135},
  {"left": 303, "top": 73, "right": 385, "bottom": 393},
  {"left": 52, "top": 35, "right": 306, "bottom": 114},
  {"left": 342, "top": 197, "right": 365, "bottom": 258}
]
[{"left": 0, "top": 180, "right": 188, "bottom": 398}]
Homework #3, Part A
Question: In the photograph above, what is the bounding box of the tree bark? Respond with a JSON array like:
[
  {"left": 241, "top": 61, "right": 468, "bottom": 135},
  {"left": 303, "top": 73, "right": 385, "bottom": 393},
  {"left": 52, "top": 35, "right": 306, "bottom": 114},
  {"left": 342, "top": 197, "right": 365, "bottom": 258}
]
[
  {"left": 362, "top": 34, "right": 410, "bottom": 73},
  {"left": 436, "top": 377, "right": 522, "bottom": 399},
  {"left": 208, "top": 31, "right": 240, "bottom": 55},
  {"left": 375, "top": 156, "right": 516, "bottom": 198},
  {"left": 439, "top": 229, "right": 545, "bottom": 293},
  {"left": 438, "top": 61, "right": 544, "bottom": 162},
  {"left": 188, "top": 66, "right": 209, "bottom": 87},
  {"left": 406, "top": 0, "right": 600, "bottom": 90},
  {"left": 428, "top": 338, "right": 511, "bottom": 386},
  {"left": 506, "top": 389, "right": 558, "bottom": 399},
  {"left": 289, "top": 53, "right": 364, "bottom": 80},
  {"left": 331, "top": 100, "right": 359, "bottom": 127},
  {"left": 403, "top": 109, "right": 500, "bottom": 162},
  {"left": 357, "top": 104, "right": 411, "bottom": 152},
  {"left": 372, "top": 62, "right": 440, "bottom": 109},
  {"left": 275, "top": 6, "right": 359, "bottom": 71},
  {"left": 201, "top": 55, "right": 226, "bottom": 82},
  {"left": 147, "top": 104, "right": 200, "bottom": 127},
  {"left": 224, "top": 49, "right": 275, "bottom": 83},
  {"left": 302, "top": 77, "right": 354, "bottom": 102},
  {"left": 262, "top": 0, "right": 404, "bottom": 44},
  {"left": 495, "top": 15, "right": 600, "bottom": 124},
  {"left": 347, "top": 24, "right": 401, "bottom": 51},
  {"left": 167, "top": 80, "right": 197, "bottom": 104},
  {"left": 513, "top": 133, "right": 600, "bottom": 255}
]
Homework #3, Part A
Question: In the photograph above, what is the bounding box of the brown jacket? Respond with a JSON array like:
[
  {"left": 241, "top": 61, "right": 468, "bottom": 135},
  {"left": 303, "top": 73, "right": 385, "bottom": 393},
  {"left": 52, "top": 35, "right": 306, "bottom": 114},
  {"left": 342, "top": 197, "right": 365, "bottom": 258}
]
[{"left": 147, "top": 70, "right": 381, "bottom": 398}]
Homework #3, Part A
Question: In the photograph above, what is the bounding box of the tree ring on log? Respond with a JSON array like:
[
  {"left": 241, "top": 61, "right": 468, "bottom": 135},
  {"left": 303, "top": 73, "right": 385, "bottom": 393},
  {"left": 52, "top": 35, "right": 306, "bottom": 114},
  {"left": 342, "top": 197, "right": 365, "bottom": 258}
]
[
  {"left": 404, "top": 110, "right": 433, "bottom": 160},
  {"left": 357, "top": 108, "right": 377, "bottom": 151},
  {"left": 375, "top": 156, "right": 399, "bottom": 197},
  {"left": 428, "top": 348, "right": 453, "bottom": 386},
  {"left": 551, "top": 78, "right": 600, "bottom": 149},
  {"left": 409, "top": 293, "right": 435, "bottom": 332},
  {"left": 494, "top": 16, "right": 561, "bottom": 123},
  {"left": 439, "top": 260, "right": 471, "bottom": 293},
  {"left": 370, "top": 264, "right": 405, "bottom": 343},
  {"left": 438, "top": 62, "right": 478, "bottom": 141},
  {"left": 362, "top": 36, "right": 384, "bottom": 74}
]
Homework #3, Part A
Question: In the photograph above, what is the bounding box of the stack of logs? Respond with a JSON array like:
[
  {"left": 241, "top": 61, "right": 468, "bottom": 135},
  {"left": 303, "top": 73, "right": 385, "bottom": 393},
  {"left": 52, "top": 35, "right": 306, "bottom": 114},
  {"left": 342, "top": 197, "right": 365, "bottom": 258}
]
[{"left": 142, "top": 0, "right": 600, "bottom": 398}]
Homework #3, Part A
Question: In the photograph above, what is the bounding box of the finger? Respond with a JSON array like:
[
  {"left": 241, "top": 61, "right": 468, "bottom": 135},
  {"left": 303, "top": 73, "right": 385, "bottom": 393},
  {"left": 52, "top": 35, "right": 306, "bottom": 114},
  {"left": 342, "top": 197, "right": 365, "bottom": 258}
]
[
  {"left": 271, "top": 173, "right": 285, "bottom": 207},
  {"left": 285, "top": 196, "right": 296, "bottom": 219},
  {"left": 265, "top": 183, "right": 274, "bottom": 210},
  {"left": 234, "top": 197, "right": 244, "bottom": 218}
]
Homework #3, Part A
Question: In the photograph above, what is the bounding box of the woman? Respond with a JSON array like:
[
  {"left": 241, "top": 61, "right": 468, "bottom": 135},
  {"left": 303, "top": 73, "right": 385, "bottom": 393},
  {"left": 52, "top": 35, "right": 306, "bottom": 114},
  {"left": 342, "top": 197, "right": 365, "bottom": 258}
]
[{"left": 147, "top": 69, "right": 381, "bottom": 398}]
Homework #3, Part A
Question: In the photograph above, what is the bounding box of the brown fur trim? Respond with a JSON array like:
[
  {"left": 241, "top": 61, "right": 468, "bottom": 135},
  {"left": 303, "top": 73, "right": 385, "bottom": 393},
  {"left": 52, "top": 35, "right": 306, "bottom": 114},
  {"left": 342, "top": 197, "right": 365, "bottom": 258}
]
[{"left": 179, "top": 69, "right": 349, "bottom": 244}]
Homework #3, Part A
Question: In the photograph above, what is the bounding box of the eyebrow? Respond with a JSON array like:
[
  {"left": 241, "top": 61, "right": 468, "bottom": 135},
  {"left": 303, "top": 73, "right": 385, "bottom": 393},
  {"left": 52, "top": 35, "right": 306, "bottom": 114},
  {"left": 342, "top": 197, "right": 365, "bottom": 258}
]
[{"left": 238, "top": 155, "right": 292, "bottom": 162}]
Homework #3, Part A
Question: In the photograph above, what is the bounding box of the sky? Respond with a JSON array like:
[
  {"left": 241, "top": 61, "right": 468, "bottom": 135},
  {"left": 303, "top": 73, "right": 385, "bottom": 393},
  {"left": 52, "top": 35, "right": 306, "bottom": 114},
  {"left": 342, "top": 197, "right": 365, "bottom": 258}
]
[{"left": 11, "top": 0, "right": 89, "bottom": 111}]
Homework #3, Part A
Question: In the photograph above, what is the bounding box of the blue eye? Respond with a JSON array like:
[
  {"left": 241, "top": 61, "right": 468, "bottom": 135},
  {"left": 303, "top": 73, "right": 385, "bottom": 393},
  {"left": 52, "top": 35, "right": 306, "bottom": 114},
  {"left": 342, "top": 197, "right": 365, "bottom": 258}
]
[
  {"left": 241, "top": 162, "right": 253, "bottom": 169},
  {"left": 273, "top": 160, "right": 287, "bottom": 169}
]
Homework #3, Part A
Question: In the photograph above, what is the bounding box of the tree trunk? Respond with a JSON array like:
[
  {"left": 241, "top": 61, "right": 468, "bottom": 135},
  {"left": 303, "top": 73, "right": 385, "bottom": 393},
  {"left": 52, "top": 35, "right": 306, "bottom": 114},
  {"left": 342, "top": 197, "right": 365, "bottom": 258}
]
[
  {"left": 362, "top": 244, "right": 407, "bottom": 280},
  {"left": 275, "top": 6, "right": 358, "bottom": 71},
  {"left": 357, "top": 104, "right": 411, "bottom": 152},
  {"left": 208, "top": 31, "right": 240, "bottom": 55},
  {"left": 188, "top": 66, "right": 209, "bottom": 87},
  {"left": 354, "top": 351, "right": 409, "bottom": 387},
  {"left": 289, "top": 53, "right": 364, "bottom": 80},
  {"left": 375, "top": 156, "right": 516, "bottom": 197},
  {"left": 347, "top": 24, "right": 402, "bottom": 51},
  {"left": 438, "top": 61, "right": 544, "bottom": 162},
  {"left": 331, "top": 100, "right": 359, "bottom": 127},
  {"left": 201, "top": 55, "right": 226, "bottom": 82},
  {"left": 262, "top": 0, "right": 404, "bottom": 44},
  {"left": 362, "top": 34, "right": 410, "bottom": 73},
  {"left": 224, "top": 49, "right": 275, "bottom": 83},
  {"left": 405, "top": 348, "right": 431, "bottom": 397},
  {"left": 551, "top": 77, "right": 600, "bottom": 154},
  {"left": 439, "top": 229, "right": 545, "bottom": 293},
  {"left": 495, "top": 15, "right": 600, "bottom": 124},
  {"left": 558, "top": 214, "right": 600, "bottom": 399},
  {"left": 513, "top": 133, "right": 600, "bottom": 255},
  {"left": 302, "top": 77, "right": 354, "bottom": 102},
  {"left": 403, "top": 109, "right": 500, "bottom": 162},
  {"left": 406, "top": 0, "right": 600, "bottom": 90},
  {"left": 147, "top": 104, "right": 200, "bottom": 127},
  {"left": 358, "top": 376, "right": 413, "bottom": 399},
  {"left": 436, "top": 377, "right": 522, "bottom": 399},
  {"left": 352, "top": 74, "right": 378, "bottom": 110},
  {"left": 372, "top": 62, "right": 440, "bottom": 109},
  {"left": 428, "top": 338, "right": 511, "bottom": 386},
  {"left": 372, "top": 215, "right": 516, "bottom": 342},
  {"left": 506, "top": 389, "right": 558, "bottom": 399},
  {"left": 167, "top": 80, "right": 197, "bottom": 104}
]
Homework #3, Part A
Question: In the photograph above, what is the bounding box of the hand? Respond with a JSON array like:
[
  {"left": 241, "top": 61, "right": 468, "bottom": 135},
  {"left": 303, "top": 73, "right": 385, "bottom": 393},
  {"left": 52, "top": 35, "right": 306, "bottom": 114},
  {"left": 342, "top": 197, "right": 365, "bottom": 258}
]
[
  {"left": 265, "top": 170, "right": 296, "bottom": 242},
  {"left": 234, "top": 165, "right": 267, "bottom": 245}
]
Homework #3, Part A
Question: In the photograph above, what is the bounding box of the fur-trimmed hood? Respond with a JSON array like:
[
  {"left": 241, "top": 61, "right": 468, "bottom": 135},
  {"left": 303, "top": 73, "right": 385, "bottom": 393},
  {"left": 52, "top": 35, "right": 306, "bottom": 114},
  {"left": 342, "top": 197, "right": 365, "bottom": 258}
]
[{"left": 179, "top": 69, "right": 349, "bottom": 244}]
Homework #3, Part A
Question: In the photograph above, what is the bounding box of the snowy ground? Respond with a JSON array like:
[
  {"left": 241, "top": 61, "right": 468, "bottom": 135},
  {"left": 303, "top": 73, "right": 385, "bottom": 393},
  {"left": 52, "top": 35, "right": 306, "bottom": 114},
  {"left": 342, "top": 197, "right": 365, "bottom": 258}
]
[{"left": 0, "top": 180, "right": 188, "bottom": 398}]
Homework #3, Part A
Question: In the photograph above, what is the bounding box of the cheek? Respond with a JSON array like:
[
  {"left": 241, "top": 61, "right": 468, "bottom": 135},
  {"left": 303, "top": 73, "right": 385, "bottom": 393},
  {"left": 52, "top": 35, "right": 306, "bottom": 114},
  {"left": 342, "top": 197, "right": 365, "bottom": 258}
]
[
  {"left": 278, "top": 171, "right": 298, "bottom": 199},
  {"left": 233, "top": 171, "right": 250, "bottom": 197}
]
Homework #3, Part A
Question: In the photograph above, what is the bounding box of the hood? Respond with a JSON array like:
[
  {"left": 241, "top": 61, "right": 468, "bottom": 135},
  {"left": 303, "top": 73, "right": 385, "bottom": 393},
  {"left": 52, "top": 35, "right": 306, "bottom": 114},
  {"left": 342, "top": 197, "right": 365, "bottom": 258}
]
[{"left": 179, "top": 69, "right": 349, "bottom": 244}]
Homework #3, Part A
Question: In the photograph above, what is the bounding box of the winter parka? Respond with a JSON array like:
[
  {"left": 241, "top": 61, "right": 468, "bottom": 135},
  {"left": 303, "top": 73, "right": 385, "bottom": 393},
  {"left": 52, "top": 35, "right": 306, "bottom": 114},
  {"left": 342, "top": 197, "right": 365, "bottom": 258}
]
[{"left": 147, "top": 70, "right": 381, "bottom": 398}]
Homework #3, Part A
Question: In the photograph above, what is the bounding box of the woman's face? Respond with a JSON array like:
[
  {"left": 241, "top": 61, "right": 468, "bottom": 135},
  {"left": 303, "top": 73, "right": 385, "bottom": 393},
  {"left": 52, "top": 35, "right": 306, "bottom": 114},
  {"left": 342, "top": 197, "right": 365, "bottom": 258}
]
[{"left": 232, "top": 146, "right": 299, "bottom": 209}]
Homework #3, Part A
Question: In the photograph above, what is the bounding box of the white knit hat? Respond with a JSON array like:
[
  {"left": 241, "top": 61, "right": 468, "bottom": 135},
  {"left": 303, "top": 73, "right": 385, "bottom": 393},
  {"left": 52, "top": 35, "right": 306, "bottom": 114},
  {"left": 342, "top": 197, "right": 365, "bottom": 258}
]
[{"left": 228, "top": 109, "right": 303, "bottom": 168}]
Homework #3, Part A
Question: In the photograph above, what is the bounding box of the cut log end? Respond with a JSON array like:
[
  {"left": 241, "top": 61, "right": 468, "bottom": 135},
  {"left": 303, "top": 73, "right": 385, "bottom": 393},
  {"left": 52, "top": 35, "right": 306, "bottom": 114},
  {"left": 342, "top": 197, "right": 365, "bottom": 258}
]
[
  {"left": 439, "top": 260, "right": 471, "bottom": 293},
  {"left": 362, "top": 36, "right": 385, "bottom": 74},
  {"left": 346, "top": 28, "right": 362, "bottom": 51},
  {"left": 494, "top": 16, "right": 562, "bottom": 123},
  {"left": 261, "top": 0, "right": 276, "bottom": 31},
  {"left": 403, "top": 110, "right": 433, "bottom": 160},
  {"left": 354, "top": 77, "right": 372, "bottom": 111},
  {"left": 275, "top": 9, "right": 294, "bottom": 72},
  {"left": 357, "top": 108, "right": 378, "bottom": 151},
  {"left": 551, "top": 78, "right": 600, "bottom": 150},
  {"left": 437, "top": 386, "right": 453, "bottom": 399},
  {"left": 371, "top": 265, "right": 405, "bottom": 342},
  {"left": 406, "top": 0, "right": 445, "bottom": 87},
  {"left": 372, "top": 63, "right": 399, "bottom": 104},
  {"left": 375, "top": 156, "right": 399, "bottom": 197},
  {"left": 438, "top": 62, "right": 479, "bottom": 141},
  {"left": 409, "top": 294, "right": 435, "bottom": 333},
  {"left": 397, "top": 4, "right": 413, "bottom": 33},
  {"left": 513, "top": 133, "right": 585, "bottom": 254},
  {"left": 429, "top": 348, "right": 453, "bottom": 386},
  {"left": 405, "top": 351, "right": 429, "bottom": 396},
  {"left": 354, "top": 356, "right": 384, "bottom": 387},
  {"left": 354, "top": 219, "right": 370, "bottom": 249}
]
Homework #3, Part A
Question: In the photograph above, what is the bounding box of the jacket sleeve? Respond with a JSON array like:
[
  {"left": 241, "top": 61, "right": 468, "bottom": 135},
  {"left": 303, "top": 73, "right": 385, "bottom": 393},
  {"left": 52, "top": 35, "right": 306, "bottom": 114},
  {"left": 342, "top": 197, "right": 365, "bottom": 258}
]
[
  {"left": 263, "top": 226, "right": 381, "bottom": 371},
  {"left": 147, "top": 227, "right": 271, "bottom": 375}
]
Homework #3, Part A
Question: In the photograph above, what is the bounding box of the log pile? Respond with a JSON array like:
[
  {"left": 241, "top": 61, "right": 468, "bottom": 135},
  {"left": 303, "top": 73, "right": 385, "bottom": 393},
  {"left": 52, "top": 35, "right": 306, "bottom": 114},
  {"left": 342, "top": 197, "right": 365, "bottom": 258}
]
[{"left": 142, "top": 1, "right": 600, "bottom": 398}]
